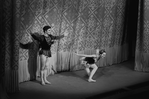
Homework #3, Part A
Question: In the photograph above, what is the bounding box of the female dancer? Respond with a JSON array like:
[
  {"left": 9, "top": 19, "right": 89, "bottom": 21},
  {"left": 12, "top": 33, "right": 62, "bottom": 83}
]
[
  {"left": 30, "top": 25, "right": 68, "bottom": 85},
  {"left": 77, "top": 49, "right": 106, "bottom": 82}
]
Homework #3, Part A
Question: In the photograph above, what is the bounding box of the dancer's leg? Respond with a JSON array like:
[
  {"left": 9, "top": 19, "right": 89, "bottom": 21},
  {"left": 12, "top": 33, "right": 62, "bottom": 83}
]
[
  {"left": 43, "top": 57, "right": 51, "bottom": 84},
  {"left": 43, "top": 69, "right": 51, "bottom": 84},
  {"left": 40, "top": 55, "right": 46, "bottom": 85},
  {"left": 88, "top": 64, "right": 98, "bottom": 82},
  {"left": 85, "top": 64, "right": 90, "bottom": 76}
]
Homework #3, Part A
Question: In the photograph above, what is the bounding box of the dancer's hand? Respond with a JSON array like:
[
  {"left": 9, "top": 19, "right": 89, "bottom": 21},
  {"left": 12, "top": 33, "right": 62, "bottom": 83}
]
[
  {"left": 86, "top": 64, "right": 90, "bottom": 68},
  {"left": 81, "top": 60, "right": 86, "bottom": 64}
]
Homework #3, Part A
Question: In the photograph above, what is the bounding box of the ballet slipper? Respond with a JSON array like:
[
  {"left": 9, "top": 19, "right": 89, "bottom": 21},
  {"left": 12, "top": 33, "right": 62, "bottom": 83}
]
[
  {"left": 88, "top": 79, "right": 96, "bottom": 83},
  {"left": 45, "top": 81, "right": 51, "bottom": 84},
  {"left": 41, "top": 82, "right": 45, "bottom": 85}
]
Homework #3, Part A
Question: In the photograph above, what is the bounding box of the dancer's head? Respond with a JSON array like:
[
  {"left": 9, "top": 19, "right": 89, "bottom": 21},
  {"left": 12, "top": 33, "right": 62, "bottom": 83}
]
[
  {"left": 96, "top": 49, "right": 106, "bottom": 58},
  {"left": 43, "top": 25, "right": 51, "bottom": 35},
  {"left": 100, "top": 49, "right": 106, "bottom": 58}
]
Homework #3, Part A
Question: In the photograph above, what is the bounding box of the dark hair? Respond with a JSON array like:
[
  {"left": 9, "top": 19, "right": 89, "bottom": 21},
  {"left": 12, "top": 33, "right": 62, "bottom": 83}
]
[
  {"left": 43, "top": 25, "right": 51, "bottom": 33},
  {"left": 99, "top": 49, "right": 106, "bottom": 55}
]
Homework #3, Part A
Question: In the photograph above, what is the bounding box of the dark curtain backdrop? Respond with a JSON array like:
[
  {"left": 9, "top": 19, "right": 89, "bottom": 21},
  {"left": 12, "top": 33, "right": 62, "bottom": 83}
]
[
  {"left": 1, "top": 0, "right": 20, "bottom": 93},
  {"left": 0, "top": 0, "right": 8, "bottom": 98},
  {"left": 135, "top": 0, "right": 149, "bottom": 72},
  {"left": 1, "top": 0, "right": 149, "bottom": 94}
]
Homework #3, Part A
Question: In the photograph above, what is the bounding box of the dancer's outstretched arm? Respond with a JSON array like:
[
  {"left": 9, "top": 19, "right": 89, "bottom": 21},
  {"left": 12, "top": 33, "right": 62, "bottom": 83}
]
[
  {"left": 76, "top": 53, "right": 96, "bottom": 57},
  {"left": 29, "top": 32, "right": 42, "bottom": 42},
  {"left": 51, "top": 31, "right": 68, "bottom": 40}
]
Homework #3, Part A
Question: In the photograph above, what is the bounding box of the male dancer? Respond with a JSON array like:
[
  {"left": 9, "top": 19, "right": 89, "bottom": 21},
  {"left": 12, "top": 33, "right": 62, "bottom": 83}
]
[{"left": 30, "top": 25, "right": 68, "bottom": 85}]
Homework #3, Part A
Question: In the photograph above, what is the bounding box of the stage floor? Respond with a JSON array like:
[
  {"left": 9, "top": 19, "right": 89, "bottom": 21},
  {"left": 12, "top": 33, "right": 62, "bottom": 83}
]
[{"left": 9, "top": 59, "right": 149, "bottom": 99}]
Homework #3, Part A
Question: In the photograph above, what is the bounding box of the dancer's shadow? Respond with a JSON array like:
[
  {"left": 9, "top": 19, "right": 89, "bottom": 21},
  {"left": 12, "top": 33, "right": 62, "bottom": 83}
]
[
  {"left": 56, "top": 63, "right": 85, "bottom": 81},
  {"left": 58, "top": 63, "right": 91, "bottom": 82},
  {"left": 69, "top": 61, "right": 112, "bottom": 80},
  {"left": 19, "top": 39, "right": 40, "bottom": 81}
]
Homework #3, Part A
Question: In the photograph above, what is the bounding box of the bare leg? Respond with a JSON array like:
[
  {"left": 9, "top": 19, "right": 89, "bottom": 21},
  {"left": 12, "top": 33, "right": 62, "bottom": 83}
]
[
  {"left": 81, "top": 60, "right": 90, "bottom": 76},
  {"left": 40, "top": 55, "right": 46, "bottom": 85},
  {"left": 43, "top": 69, "right": 51, "bottom": 84},
  {"left": 85, "top": 67, "right": 90, "bottom": 76},
  {"left": 40, "top": 71, "right": 45, "bottom": 85},
  {"left": 88, "top": 64, "right": 98, "bottom": 82},
  {"left": 43, "top": 57, "right": 51, "bottom": 84}
]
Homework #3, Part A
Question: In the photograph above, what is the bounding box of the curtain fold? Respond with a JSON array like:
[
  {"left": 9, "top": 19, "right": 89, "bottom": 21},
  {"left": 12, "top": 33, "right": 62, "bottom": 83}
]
[
  {"left": 0, "top": 0, "right": 8, "bottom": 98},
  {"left": 135, "top": 0, "right": 149, "bottom": 72},
  {"left": 2, "top": 0, "right": 20, "bottom": 92}
]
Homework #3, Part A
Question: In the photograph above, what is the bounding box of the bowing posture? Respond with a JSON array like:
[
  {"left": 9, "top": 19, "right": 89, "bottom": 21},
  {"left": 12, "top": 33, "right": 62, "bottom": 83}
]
[{"left": 77, "top": 49, "right": 106, "bottom": 82}]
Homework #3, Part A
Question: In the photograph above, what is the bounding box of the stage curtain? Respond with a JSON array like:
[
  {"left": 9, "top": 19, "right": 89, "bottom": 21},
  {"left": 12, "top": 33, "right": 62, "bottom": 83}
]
[
  {"left": 0, "top": 0, "right": 8, "bottom": 98},
  {"left": 1, "top": 0, "right": 20, "bottom": 93},
  {"left": 135, "top": 0, "right": 149, "bottom": 72}
]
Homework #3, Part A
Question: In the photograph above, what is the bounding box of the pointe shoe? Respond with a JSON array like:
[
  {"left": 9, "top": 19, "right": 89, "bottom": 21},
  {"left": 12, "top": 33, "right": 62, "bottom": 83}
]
[{"left": 88, "top": 79, "right": 96, "bottom": 83}]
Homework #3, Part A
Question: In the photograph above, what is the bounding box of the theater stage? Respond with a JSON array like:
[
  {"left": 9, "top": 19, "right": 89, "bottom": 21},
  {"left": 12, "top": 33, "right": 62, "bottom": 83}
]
[{"left": 9, "top": 59, "right": 149, "bottom": 99}]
